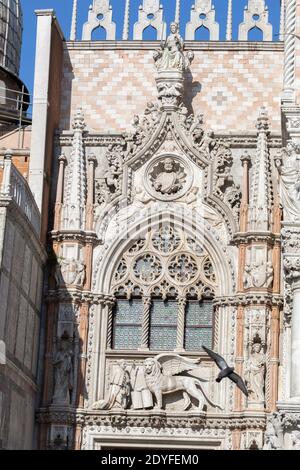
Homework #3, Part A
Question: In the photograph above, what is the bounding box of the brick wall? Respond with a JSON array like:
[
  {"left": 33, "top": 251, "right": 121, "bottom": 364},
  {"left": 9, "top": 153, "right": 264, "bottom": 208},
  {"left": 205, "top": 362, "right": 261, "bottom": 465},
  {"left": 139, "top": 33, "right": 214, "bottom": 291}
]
[{"left": 60, "top": 42, "right": 284, "bottom": 134}]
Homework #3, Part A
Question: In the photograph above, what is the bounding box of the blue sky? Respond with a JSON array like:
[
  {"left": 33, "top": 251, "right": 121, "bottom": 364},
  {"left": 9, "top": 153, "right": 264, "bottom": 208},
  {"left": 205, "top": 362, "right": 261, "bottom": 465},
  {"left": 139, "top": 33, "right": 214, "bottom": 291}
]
[{"left": 20, "top": 0, "right": 281, "bottom": 97}]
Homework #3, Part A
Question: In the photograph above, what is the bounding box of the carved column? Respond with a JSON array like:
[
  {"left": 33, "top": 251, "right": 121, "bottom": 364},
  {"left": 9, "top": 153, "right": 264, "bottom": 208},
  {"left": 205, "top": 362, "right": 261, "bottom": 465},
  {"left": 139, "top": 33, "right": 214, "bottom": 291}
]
[
  {"left": 86, "top": 153, "right": 96, "bottom": 231},
  {"left": 240, "top": 152, "right": 251, "bottom": 233},
  {"left": 0, "top": 149, "right": 12, "bottom": 195},
  {"left": 140, "top": 296, "right": 151, "bottom": 350},
  {"left": 176, "top": 296, "right": 186, "bottom": 351},
  {"left": 269, "top": 306, "right": 280, "bottom": 410},
  {"left": 106, "top": 301, "right": 114, "bottom": 349},
  {"left": 54, "top": 154, "right": 67, "bottom": 231},
  {"left": 76, "top": 302, "right": 89, "bottom": 409},
  {"left": 284, "top": 258, "right": 300, "bottom": 399},
  {"left": 235, "top": 306, "right": 245, "bottom": 411},
  {"left": 282, "top": 0, "right": 296, "bottom": 103}
]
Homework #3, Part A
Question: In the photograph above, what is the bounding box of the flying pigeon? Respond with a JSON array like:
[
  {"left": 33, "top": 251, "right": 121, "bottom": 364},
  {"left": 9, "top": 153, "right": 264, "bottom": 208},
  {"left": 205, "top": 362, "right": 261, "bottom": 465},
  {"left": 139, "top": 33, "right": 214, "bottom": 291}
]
[{"left": 202, "top": 345, "right": 249, "bottom": 397}]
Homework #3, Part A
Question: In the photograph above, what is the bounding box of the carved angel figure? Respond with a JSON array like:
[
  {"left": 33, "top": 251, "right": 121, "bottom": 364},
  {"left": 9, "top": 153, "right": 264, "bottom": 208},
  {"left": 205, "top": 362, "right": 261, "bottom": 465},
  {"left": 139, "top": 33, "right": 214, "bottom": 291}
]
[{"left": 143, "top": 354, "right": 223, "bottom": 411}]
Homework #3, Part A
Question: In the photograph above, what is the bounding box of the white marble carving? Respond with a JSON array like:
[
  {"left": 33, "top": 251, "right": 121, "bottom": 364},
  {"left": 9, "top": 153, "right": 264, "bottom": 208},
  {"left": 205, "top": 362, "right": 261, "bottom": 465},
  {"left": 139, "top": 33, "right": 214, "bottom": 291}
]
[
  {"left": 52, "top": 335, "right": 74, "bottom": 406},
  {"left": 92, "top": 361, "right": 131, "bottom": 410},
  {"left": 238, "top": 0, "right": 273, "bottom": 41},
  {"left": 275, "top": 142, "right": 300, "bottom": 222},
  {"left": 186, "top": 0, "right": 219, "bottom": 41},
  {"left": 82, "top": 0, "right": 116, "bottom": 40},
  {"left": 55, "top": 258, "right": 86, "bottom": 288},
  {"left": 133, "top": 0, "right": 166, "bottom": 40},
  {"left": 245, "top": 341, "right": 266, "bottom": 403}
]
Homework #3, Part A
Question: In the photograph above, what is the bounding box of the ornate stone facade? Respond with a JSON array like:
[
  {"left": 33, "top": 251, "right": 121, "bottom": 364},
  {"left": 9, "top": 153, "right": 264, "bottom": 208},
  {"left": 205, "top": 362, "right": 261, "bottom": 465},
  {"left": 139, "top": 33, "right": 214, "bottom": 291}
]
[{"left": 3, "top": 0, "right": 300, "bottom": 451}]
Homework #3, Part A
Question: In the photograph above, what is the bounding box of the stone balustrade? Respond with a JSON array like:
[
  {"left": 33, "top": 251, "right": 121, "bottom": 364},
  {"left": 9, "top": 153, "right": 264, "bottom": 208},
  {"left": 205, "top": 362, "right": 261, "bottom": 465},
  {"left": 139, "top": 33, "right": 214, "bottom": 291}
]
[{"left": 0, "top": 149, "right": 41, "bottom": 235}]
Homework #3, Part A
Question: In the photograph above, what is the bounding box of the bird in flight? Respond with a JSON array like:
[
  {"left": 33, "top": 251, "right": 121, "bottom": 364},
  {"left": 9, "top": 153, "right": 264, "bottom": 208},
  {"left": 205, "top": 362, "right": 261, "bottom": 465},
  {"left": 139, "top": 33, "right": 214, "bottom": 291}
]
[{"left": 202, "top": 345, "right": 249, "bottom": 397}]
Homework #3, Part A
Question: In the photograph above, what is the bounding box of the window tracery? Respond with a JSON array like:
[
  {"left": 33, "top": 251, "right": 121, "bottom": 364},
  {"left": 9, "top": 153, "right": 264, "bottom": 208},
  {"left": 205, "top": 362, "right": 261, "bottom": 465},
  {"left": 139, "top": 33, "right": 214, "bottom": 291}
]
[{"left": 111, "top": 224, "right": 216, "bottom": 351}]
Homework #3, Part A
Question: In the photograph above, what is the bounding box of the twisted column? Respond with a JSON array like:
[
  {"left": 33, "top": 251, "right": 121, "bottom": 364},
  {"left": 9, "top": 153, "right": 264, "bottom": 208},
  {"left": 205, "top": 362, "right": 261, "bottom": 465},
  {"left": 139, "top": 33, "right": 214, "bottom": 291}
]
[
  {"left": 106, "top": 301, "right": 114, "bottom": 349},
  {"left": 122, "top": 0, "right": 130, "bottom": 40},
  {"left": 176, "top": 296, "right": 186, "bottom": 351},
  {"left": 140, "top": 296, "right": 152, "bottom": 349},
  {"left": 175, "top": 0, "right": 181, "bottom": 28},
  {"left": 226, "top": 0, "right": 233, "bottom": 41},
  {"left": 70, "top": 0, "right": 78, "bottom": 41},
  {"left": 280, "top": 0, "right": 286, "bottom": 41},
  {"left": 54, "top": 153, "right": 67, "bottom": 230},
  {"left": 283, "top": 0, "right": 297, "bottom": 102}
]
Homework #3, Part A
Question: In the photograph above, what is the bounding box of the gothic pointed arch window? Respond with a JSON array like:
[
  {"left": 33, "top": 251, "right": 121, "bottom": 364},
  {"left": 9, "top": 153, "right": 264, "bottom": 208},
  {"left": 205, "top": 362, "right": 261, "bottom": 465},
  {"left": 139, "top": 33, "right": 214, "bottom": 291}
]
[{"left": 110, "top": 223, "right": 216, "bottom": 352}]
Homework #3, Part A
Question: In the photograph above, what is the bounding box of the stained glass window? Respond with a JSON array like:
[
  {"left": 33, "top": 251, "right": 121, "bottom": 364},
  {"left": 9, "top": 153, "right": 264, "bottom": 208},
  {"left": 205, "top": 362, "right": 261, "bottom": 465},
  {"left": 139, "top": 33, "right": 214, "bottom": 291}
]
[
  {"left": 185, "top": 300, "right": 214, "bottom": 351},
  {"left": 149, "top": 300, "right": 178, "bottom": 351},
  {"left": 112, "top": 299, "right": 143, "bottom": 350}
]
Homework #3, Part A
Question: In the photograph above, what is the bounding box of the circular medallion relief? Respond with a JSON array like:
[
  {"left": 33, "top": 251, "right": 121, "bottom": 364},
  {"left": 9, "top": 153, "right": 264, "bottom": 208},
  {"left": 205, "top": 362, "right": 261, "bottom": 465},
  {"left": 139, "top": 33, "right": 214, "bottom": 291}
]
[{"left": 145, "top": 155, "right": 193, "bottom": 201}]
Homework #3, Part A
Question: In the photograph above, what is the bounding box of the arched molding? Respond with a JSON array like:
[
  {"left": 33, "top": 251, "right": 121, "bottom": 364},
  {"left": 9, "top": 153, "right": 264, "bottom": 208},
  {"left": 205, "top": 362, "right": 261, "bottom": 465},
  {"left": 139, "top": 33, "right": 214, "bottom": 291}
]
[{"left": 93, "top": 211, "right": 235, "bottom": 296}]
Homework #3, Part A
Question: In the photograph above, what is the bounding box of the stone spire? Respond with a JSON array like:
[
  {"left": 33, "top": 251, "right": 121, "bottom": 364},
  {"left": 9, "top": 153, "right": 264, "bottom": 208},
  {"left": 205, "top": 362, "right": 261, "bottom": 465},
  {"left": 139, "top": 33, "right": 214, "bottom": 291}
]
[
  {"left": 226, "top": 0, "right": 233, "bottom": 41},
  {"left": 248, "top": 107, "right": 272, "bottom": 232},
  {"left": 279, "top": 0, "right": 286, "bottom": 41},
  {"left": 70, "top": 0, "right": 78, "bottom": 41},
  {"left": 64, "top": 108, "right": 87, "bottom": 230},
  {"left": 175, "top": 0, "right": 181, "bottom": 28},
  {"left": 282, "top": 0, "right": 296, "bottom": 103},
  {"left": 122, "top": 0, "right": 130, "bottom": 40}
]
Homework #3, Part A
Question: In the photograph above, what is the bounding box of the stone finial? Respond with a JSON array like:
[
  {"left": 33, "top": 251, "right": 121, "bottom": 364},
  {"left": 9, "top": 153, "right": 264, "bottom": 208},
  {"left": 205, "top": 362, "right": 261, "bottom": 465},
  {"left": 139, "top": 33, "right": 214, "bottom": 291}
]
[
  {"left": 226, "top": 0, "right": 233, "bottom": 41},
  {"left": 133, "top": 0, "right": 166, "bottom": 41},
  {"left": 185, "top": 0, "right": 219, "bottom": 41},
  {"left": 82, "top": 0, "right": 116, "bottom": 40},
  {"left": 238, "top": 0, "right": 273, "bottom": 41},
  {"left": 72, "top": 107, "right": 86, "bottom": 131},
  {"left": 248, "top": 107, "right": 272, "bottom": 231},
  {"left": 0, "top": 149, "right": 13, "bottom": 195},
  {"left": 122, "top": 0, "right": 131, "bottom": 40},
  {"left": 282, "top": 0, "right": 297, "bottom": 103},
  {"left": 70, "top": 0, "right": 78, "bottom": 40}
]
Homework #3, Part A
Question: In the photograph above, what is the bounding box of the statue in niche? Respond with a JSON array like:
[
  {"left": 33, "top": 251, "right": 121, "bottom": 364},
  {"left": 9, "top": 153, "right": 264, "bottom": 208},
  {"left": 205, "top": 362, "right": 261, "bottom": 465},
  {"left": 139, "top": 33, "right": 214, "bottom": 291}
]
[
  {"left": 244, "top": 260, "right": 273, "bottom": 289},
  {"left": 150, "top": 158, "right": 186, "bottom": 195},
  {"left": 92, "top": 361, "right": 131, "bottom": 410},
  {"left": 275, "top": 142, "right": 300, "bottom": 219},
  {"left": 52, "top": 333, "right": 73, "bottom": 406},
  {"left": 245, "top": 340, "right": 266, "bottom": 402},
  {"left": 55, "top": 258, "right": 86, "bottom": 287}
]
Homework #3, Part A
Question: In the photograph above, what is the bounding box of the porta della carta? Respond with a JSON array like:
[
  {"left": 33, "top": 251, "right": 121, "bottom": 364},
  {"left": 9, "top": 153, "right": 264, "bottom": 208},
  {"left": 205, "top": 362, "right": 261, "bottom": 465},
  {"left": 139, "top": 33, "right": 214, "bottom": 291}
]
[{"left": 1, "top": 0, "right": 300, "bottom": 451}]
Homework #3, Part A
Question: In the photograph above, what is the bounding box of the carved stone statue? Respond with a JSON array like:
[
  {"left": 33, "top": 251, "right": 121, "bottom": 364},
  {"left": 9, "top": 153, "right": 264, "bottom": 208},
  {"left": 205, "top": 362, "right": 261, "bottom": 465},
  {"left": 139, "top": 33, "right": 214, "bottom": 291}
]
[
  {"left": 244, "top": 260, "right": 273, "bottom": 289},
  {"left": 154, "top": 22, "right": 185, "bottom": 72},
  {"left": 55, "top": 258, "right": 86, "bottom": 287},
  {"left": 276, "top": 141, "right": 300, "bottom": 220},
  {"left": 92, "top": 361, "right": 131, "bottom": 410},
  {"left": 143, "top": 354, "right": 223, "bottom": 411},
  {"left": 52, "top": 335, "right": 73, "bottom": 406},
  {"left": 245, "top": 341, "right": 266, "bottom": 402},
  {"left": 263, "top": 413, "right": 283, "bottom": 450},
  {"left": 150, "top": 158, "right": 186, "bottom": 195}
]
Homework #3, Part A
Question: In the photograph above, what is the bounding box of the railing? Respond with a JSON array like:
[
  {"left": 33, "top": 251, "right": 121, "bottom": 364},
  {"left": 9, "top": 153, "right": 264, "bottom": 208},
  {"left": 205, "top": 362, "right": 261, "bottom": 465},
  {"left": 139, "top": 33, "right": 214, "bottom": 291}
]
[
  {"left": 0, "top": 150, "right": 41, "bottom": 236},
  {"left": 71, "top": 0, "right": 283, "bottom": 42}
]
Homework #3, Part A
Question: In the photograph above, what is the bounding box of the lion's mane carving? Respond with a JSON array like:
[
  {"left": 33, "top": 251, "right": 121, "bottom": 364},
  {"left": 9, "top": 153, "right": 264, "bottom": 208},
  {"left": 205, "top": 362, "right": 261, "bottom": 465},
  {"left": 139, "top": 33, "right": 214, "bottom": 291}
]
[{"left": 143, "top": 354, "right": 223, "bottom": 411}]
